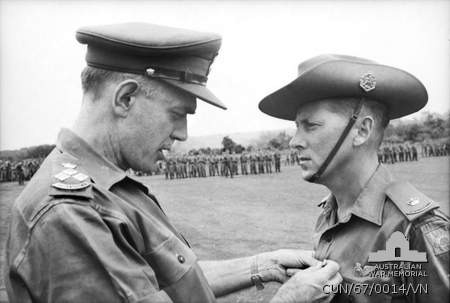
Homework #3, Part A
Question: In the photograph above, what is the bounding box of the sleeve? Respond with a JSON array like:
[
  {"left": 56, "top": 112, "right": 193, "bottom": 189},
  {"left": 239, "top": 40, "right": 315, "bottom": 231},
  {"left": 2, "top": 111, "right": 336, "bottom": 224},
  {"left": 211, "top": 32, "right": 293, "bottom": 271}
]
[
  {"left": 14, "top": 201, "right": 173, "bottom": 303},
  {"left": 407, "top": 210, "right": 450, "bottom": 303}
]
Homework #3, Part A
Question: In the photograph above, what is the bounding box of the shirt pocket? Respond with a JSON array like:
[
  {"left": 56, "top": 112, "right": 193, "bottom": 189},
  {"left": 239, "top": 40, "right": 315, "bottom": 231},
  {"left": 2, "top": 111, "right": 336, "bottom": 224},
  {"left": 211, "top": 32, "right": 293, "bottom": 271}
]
[{"left": 143, "top": 236, "right": 197, "bottom": 289}]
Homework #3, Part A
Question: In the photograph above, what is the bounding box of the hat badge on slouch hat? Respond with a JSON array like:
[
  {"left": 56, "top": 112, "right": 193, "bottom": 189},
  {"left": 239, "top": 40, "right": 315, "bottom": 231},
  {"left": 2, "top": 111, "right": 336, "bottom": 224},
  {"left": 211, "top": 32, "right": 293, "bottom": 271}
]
[
  {"left": 360, "top": 72, "right": 376, "bottom": 92},
  {"left": 76, "top": 22, "right": 227, "bottom": 110}
]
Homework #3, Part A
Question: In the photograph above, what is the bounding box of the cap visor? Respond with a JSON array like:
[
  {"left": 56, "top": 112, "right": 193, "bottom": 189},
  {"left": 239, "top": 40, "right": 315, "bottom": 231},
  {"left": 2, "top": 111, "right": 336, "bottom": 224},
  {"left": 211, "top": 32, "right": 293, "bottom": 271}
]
[{"left": 160, "top": 79, "right": 227, "bottom": 110}]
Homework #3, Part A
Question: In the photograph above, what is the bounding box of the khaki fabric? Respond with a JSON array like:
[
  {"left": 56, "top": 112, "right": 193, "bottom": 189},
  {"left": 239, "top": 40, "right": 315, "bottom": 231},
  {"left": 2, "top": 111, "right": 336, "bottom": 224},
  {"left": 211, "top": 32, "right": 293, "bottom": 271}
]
[
  {"left": 5, "top": 128, "right": 215, "bottom": 303},
  {"left": 314, "top": 165, "right": 449, "bottom": 303}
]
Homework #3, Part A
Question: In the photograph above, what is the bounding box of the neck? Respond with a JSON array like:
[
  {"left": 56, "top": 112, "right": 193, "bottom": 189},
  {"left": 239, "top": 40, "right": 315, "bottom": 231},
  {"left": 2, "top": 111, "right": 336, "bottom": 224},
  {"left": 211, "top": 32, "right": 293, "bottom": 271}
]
[
  {"left": 71, "top": 98, "right": 124, "bottom": 170},
  {"left": 322, "top": 152, "right": 379, "bottom": 217}
]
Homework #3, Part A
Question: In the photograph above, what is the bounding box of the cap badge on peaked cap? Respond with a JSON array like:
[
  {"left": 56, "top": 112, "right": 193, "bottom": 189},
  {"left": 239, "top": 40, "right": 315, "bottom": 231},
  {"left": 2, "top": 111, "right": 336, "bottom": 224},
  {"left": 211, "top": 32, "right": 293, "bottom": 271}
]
[{"left": 360, "top": 72, "right": 376, "bottom": 92}]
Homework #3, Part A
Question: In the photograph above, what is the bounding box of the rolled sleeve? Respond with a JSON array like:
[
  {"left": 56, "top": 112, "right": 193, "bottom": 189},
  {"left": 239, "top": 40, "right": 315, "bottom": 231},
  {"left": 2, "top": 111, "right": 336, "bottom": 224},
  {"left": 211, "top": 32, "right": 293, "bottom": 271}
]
[{"left": 12, "top": 201, "right": 173, "bottom": 303}]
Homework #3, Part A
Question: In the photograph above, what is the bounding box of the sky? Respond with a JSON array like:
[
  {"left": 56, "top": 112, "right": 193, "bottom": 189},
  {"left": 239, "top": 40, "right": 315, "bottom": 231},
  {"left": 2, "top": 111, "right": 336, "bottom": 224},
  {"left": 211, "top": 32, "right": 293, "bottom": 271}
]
[{"left": 1, "top": 0, "right": 449, "bottom": 150}]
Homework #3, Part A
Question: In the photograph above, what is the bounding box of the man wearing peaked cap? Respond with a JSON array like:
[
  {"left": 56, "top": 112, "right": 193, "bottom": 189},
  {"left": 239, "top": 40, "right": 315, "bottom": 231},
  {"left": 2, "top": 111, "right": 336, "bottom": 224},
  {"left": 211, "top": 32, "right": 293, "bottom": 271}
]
[
  {"left": 5, "top": 23, "right": 341, "bottom": 303},
  {"left": 259, "top": 54, "right": 449, "bottom": 302}
]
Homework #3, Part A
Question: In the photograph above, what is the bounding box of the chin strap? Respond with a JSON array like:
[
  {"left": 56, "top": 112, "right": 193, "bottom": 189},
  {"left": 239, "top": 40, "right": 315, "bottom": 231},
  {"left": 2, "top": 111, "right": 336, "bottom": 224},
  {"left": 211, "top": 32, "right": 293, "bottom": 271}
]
[{"left": 308, "top": 99, "right": 363, "bottom": 183}]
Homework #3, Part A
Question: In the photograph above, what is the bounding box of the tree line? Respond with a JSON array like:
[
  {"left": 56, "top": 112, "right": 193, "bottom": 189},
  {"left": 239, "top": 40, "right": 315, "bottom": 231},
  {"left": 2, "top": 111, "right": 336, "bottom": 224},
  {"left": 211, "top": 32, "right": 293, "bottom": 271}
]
[{"left": 1, "top": 111, "right": 448, "bottom": 160}]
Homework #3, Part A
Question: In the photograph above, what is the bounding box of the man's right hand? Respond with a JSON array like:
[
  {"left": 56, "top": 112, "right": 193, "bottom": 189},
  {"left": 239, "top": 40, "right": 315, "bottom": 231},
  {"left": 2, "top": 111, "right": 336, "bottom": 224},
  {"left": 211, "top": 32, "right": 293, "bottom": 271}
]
[{"left": 270, "top": 260, "right": 342, "bottom": 303}]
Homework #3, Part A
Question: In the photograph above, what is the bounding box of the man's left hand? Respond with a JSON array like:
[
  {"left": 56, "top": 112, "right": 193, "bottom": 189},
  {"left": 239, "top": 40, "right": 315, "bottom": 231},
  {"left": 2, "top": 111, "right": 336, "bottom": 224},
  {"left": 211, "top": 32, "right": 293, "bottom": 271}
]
[{"left": 257, "top": 249, "right": 319, "bottom": 283}]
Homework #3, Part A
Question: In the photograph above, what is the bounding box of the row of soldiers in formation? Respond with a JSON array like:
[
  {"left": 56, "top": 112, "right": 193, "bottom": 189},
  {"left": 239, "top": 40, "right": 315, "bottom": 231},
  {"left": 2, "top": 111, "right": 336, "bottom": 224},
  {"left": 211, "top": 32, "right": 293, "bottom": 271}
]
[
  {"left": 161, "top": 152, "right": 282, "bottom": 179},
  {"left": 377, "top": 142, "right": 449, "bottom": 164},
  {"left": 1, "top": 142, "right": 448, "bottom": 184},
  {"left": 0, "top": 159, "right": 42, "bottom": 184}
]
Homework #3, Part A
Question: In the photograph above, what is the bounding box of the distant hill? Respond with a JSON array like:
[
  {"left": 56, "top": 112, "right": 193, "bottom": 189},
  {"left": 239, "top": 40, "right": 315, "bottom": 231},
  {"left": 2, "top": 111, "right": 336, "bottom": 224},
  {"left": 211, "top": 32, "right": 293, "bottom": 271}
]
[{"left": 172, "top": 128, "right": 296, "bottom": 152}]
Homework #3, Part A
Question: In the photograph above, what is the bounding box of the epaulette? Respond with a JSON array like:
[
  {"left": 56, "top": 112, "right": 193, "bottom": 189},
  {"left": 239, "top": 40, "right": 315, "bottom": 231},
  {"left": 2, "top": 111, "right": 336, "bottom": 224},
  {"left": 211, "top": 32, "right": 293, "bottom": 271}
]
[
  {"left": 385, "top": 181, "right": 439, "bottom": 222},
  {"left": 49, "top": 160, "right": 93, "bottom": 200}
]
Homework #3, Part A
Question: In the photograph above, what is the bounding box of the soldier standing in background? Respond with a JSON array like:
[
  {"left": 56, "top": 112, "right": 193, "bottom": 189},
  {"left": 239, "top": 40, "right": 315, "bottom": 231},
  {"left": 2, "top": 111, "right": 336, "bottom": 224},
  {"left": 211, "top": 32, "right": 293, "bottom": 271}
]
[
  {"left": 265, "top": 152, "right": 273, "bottom": 174},
  {"left": 208, "top": 156, "right": 215, "bottom": 176},
  {"left": 411, "top": 144, "right": 418, "bottom": 161},
  {"left": 15, "top": 161, "right": 25, "bottom": 185},
  {"left": 257, "top": 152, "right": 265, "bottom": 174},
  {"left": 213, "top": 155, "right": 220, "bottom": 176},
  {"left": 274, "top": 151, "right": 281, "bottom": 173},
  {"left": 240, "top": 152, "right": 248, "bottom": 175},
  {"left": 250, "top": 154, "right": 257, "bottom": 174},
  {"left": 231, "top": 153, "right": 239, "bottom": 176},
  {"left": 5, "top": 161, "right": 12, "bottom": 182}
]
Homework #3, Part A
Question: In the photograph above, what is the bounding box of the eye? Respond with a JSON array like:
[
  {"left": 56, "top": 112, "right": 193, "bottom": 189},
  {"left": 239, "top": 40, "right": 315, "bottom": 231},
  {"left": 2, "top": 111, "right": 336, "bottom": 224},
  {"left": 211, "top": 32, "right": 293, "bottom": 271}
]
[
  {"left": 304, "top": 121, "right": 321, "bottom": 131},
  {"left": 171, "top": 111, "right": 185, "bottom": 120}
]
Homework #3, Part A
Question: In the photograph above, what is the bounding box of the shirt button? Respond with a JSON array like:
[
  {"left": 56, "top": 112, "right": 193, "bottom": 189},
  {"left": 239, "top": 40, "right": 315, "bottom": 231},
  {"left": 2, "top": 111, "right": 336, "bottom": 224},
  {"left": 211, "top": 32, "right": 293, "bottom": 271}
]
[{"left": 176, "top": 254, "right": 185, "bottom": 264}]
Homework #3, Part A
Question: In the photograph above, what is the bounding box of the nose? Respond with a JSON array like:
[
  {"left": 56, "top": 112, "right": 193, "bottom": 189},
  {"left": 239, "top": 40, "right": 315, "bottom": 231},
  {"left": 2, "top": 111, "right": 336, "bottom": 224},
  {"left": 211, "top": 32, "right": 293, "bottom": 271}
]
[
  {"left": 171, "top": 118, "right": 188, "bottom": 142},
  {"left": 289, "top": 128, "right": 306, "bottom": 150}
]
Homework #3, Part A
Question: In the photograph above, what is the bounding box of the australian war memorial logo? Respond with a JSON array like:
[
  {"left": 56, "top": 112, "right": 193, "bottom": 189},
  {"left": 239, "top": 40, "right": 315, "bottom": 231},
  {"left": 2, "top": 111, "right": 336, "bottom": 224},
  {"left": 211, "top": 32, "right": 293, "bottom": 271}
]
[
  {"left": 355, "top": 231, "right": 428, "bottom": 279},
  {"left": 369, "top": 231, "right": 427, "bottom": 262}
]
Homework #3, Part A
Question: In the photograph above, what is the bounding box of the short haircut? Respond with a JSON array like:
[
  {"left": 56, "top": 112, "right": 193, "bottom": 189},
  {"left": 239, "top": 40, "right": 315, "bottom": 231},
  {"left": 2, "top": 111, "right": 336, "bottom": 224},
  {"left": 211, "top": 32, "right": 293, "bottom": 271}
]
[
  {"left": 324, "top": 97, "right": 389, "bottom": 148},
  {"left": 80, "top": 66, "right": 159, "bottom": 99}
]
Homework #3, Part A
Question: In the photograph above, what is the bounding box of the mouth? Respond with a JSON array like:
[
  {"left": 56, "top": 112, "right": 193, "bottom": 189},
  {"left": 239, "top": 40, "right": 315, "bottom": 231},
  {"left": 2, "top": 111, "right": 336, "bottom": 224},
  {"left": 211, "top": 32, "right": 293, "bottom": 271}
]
[{"left": 299, "top": 156, "right": 312, "bottom": 168}]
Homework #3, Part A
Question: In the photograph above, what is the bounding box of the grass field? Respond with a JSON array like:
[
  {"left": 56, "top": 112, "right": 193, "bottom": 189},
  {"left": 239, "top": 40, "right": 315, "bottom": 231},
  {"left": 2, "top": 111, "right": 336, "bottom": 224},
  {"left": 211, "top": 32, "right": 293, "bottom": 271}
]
[{"left": 1, "top": 157, "right": 449, "bottom": 302}]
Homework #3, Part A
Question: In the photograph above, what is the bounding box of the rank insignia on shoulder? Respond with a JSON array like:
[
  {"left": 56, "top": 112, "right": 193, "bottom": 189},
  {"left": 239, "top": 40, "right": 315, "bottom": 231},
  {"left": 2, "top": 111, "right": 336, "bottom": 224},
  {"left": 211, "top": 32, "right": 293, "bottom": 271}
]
[
  {"left": 62, "top": 168, "right": 78, "bottom": 176},
  {"left": 54, "top": 171, "right": 71, "bottom": 181},
  {"left": 52, "top": 181, "right": 90, "bottom": 190},
  {"left": 62, "top": 162, "right": 77, "bottom": 169},
  {"left": 386, "top": 181, "right": 439, "bottom": 221},
  {"left": 407, "top": 197, "right": 420, "bottom": 206},
  {"left": 52, "top": 167, "right": 91, "bottom": 191},
  {"left": 73, "top": 172, "right": 88, "bottom": 182}
]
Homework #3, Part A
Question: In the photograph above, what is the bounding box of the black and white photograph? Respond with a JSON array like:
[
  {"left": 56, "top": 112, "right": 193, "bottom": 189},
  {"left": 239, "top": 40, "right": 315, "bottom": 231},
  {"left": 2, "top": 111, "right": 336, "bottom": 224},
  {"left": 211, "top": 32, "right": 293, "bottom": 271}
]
[{"left": 0, "top": 1, "right": 449, "bottom": 302}]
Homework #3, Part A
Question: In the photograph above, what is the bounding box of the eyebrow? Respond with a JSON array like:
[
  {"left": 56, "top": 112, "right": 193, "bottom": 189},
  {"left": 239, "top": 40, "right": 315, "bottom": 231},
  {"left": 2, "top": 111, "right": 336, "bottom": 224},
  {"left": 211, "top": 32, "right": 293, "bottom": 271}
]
[{"left": 298, "top": 118, "right": 311, "bottom": 124}]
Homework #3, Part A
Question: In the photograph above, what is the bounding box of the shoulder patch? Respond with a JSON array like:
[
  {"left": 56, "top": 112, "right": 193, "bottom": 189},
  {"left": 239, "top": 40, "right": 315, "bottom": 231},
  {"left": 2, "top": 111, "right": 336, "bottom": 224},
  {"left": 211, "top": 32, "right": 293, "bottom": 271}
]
[
  {"left": 49, "top": 162, "right": 93, "bottom": 199},
  {"left": 424, "top": 224, "right": 450, "bottom": 256},
  {"left": 386, "top": 181, "right": 439, "bottom": 221}
]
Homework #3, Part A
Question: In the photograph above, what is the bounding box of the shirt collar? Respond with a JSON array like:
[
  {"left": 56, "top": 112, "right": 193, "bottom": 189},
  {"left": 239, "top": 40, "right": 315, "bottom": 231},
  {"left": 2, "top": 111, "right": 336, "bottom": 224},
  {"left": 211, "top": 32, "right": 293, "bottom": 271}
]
[
  {"left": 56, "top": 128, "right": 128, "bottom": 190},
  {"left": 320, "top": 164, "right": 394, "bottom": 226}
]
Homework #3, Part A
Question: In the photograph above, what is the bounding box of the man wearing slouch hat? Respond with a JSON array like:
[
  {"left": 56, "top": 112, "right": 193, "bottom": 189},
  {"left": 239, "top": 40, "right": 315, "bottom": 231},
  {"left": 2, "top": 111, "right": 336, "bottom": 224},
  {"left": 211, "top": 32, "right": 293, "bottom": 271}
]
[{"left": 259, "top": 54, "right": 449, "bottom": 303}]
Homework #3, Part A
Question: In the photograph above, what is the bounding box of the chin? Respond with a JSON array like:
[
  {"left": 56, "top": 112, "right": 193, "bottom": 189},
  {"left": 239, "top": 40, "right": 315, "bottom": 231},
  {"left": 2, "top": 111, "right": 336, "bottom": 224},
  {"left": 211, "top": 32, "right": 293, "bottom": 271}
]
[
  {"left": 131, "top": 157, "right": 157, "bottom": 174},
  {"left": 142, "top": 161, "right": 158, "bottom": 173},
  {"left": 300, "top": 168, "right": 319, "bottom": 183},
  {"left": 301, "top": 171, "right": 312, "bottom": 181}
]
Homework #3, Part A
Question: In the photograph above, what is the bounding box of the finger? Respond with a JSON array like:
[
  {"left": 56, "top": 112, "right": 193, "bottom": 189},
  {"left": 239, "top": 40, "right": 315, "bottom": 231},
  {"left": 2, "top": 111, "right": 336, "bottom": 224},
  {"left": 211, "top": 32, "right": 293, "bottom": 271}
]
[
  {"left": 303, "top": 260, "right": 324, "bottom": 272},
  {"left": 328, "top": 272, "right": 343, "bottom": 286},
  {"left": 299, "top": 251, "right": 320, "bottom": 267},
  {"left": 286, "top": 268, "right": 301, "bottom": 277},
  {"left": 276, "top": 273, "right": 289, "bottom": 283},
  {"left": 286, "top": 263, "right": 322, "bottom": 278},
  {"left": 278, "top": 250, "right": 319, "bottom": 268},
  {"left": 319, "top": 260, "right": 340, "bottom": 276}
]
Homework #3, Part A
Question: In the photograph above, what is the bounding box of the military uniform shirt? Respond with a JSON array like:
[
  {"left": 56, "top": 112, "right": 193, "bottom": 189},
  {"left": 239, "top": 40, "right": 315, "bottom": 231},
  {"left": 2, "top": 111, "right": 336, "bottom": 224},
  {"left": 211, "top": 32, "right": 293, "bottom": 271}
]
[
  {"left": 313, "top": 164, "right": 449, "bottom": 303},
  {"left": 5, "top": 128, "right": 216, "bottom": 303}
]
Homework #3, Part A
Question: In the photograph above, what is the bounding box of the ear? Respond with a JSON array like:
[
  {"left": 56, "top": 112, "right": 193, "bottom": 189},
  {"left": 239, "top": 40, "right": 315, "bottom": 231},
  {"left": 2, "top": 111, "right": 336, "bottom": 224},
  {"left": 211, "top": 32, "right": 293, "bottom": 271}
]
[
  {"left": 112, "top": 79, "right": 139, "bottom": 117},
  {"left": 353, "top": 116, "right": 374, "bottom": 147}
]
